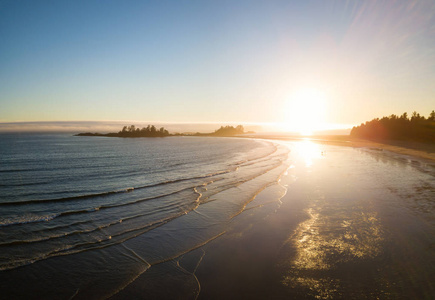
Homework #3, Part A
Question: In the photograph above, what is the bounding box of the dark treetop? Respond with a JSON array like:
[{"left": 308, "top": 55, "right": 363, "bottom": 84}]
[
  {"left": 350, "top": 111, "right": 435, "bottom": 143},
  {"left": 76, "top": 125, "right": 170, "bottom": 137},
  {"left": 189, "top": 125, "right": 246, "bottom": 137},
  {"left": 76, "top": 125, "right": 247, "bottom": 138}
]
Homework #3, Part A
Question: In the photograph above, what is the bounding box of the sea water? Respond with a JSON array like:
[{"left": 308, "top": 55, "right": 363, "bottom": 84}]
[
  {"left": 0, "top": 133, "right": 289, "bottom": 298},
  {"left": 2, "top": 134, "right": 435, "bottom": 299}
]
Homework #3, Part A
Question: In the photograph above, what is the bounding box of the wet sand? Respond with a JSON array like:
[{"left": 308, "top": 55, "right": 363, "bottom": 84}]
[
  {"left": 314, "top": 136, "right": 435, "bottom": 162},
  {"left": 250, "top": 134, "right": 435, "bottom": 162},
  {"left": 113, "top": 138, "right": 435, "bottom": 299},
  {"left": 346, "top": 139, "right": 435, "bottom": 162},
  {"left": 193, "top": 140, "right": 435, "bottom": 299}
]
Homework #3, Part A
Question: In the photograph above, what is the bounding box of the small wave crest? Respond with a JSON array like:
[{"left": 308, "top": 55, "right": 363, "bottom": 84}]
[
  {"left": 0, "top": 187, "right": 136, "bottom": 206},
  {"left": 0, "top": 213, "right": 59, "bottom": 227},
  {"left": 0, "top": 168, "right": 236, "bottom": 207}
]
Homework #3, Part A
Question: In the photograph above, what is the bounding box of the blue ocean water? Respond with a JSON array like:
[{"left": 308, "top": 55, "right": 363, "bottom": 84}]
[{"left": 0, "top": 133, "right": 289, "bottom": 298}]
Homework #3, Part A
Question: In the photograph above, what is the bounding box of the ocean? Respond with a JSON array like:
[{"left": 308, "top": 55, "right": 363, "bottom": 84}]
[
  {"left": 0, "top": 134, "right": 289, "bottom": 299},
  {"left": 1, "top": 134, "right": 435, "bottom": 299}
]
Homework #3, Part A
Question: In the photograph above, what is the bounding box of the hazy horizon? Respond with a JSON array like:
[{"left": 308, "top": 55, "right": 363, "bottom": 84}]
[{"left": 0, "top": 120, "right": 353, "bottom": 135}]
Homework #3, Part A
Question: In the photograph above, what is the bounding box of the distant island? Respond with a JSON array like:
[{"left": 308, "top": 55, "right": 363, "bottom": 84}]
[
  {"left": 351, "top": 111, "right": 435, "bottom": 143},
  {"left": 76, "top": 124, "right": 248, "bottom": 138},
  {"left": 76, "top": 125, "right": 170, "bottom": 137},
  {"left": 190, "top": 125, "right": 247, "bottom": 137}
]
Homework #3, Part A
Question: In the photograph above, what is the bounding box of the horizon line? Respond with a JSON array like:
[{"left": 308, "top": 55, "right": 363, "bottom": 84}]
[{"left": 0, "top": 120, "right": 354, "bottom": 135}]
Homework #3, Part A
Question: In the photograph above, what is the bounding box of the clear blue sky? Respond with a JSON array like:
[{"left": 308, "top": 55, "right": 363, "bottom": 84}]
[{"left": 1, "top": 0, "right": 434, "bottom": 130}]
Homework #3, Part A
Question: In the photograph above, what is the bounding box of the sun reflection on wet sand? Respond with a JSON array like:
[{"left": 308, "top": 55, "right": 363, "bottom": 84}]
[
  {"left": 271, "top": 139, "right": 435, "bottom": 298},
  {"left": 282, "top": 202, "right": 384, "bottom": 299},
  {"left": 292, "top": 140, "right": 324, "bottom": 168}
]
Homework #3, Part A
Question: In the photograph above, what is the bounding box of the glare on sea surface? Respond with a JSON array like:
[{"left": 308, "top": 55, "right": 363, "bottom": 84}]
[{"left": 282, "top": 88, "right": 327, "bottom": 135}]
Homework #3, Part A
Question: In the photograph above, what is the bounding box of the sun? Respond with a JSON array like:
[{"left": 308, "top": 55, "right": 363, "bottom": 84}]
[{"left": 282, "top": 88, "right": 327, "bottom": 135}]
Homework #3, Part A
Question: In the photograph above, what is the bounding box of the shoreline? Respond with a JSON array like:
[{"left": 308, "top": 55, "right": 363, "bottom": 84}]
[
  {"left": 247, "top": 134, "right": 435, "bottom": 162},
  {"left": 193, "top": 136, "right": 435, "bottom": 299},
  {"left": 345, "top": 139, "right": 435, "bottom": 162},
  {"left": 1, "top": 134, "right": 434, "bottom": 299},
  {"left": 46, "top": 130, "right": 435, "bottom": 162}
]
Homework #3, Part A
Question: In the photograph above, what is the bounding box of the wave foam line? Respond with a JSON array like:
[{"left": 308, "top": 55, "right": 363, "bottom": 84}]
[
  {"left": 109, "top": 231, "right": 226, "bottom": 299},
  {"left": 0, "top": 213, "right": 59, "bottom": 227},
  {"left": 1, "top": 186, "right": 204, "bottom": 247},
  {"left": 198, "top": 160, "right": 284, "bottom": 205},
  {"left": 102, "top": 244, "right": 152, "bottom": 300},
  {"left": 0, "top": 218, "right": 123, "bottom": 247},
  {"left": 238, "top": 148, "right": 289, "bottom": 168},
  {"left": 0, "top": 218, "right": 167, "bottom": 271},
  {"left": 0, "top": 219, "right": 94, "bottom": 245},
  {"left": 0, "top": 167, "right": 236, "bottom": 206},
  {"left": 230, "top": 144, "right": 278, "bottom": 167},
  {"left": 56, "top": 185, "right": 202, "bottom": 219},
  {"left": 229, "top": 162, "right": 290, "bottom": 221},
  {"left": 0, "top": 187, "right": 135, "bottom": 206},
  {"left": 175, "top": 249, "right": 204, "bottom": 300},
  {"left": 0, "top": 197, "right": 202, "bottom": 271},
  {"left": 0, "top": 185, "right": 202, "bottom": 227}
]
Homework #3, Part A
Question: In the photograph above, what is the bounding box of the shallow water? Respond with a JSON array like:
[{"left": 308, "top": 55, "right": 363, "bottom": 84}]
[
  {"left": 269, "top": 141, "right": 435, "bottom": 299},
  {"left": 174, "top": 140, "right": 435, "bottom": 300},
  {"left": 0, "top": 134, "right": 288, "bottom": 298},
  {"left": 1, "top": 135, "right": 434, "bottom": 299}
]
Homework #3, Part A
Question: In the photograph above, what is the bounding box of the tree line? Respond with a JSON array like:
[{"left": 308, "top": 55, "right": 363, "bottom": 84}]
[
  {"left": 350, "top": 111, "right": 435, "bottom": 143},
  {"left": 211, "top": 125, "right": 245, "bottom": 136},
  {"left": 189, "top": 125, "right": 246, "bottom": 136},
  {"left": 77, "top": 124, "right": 247, "bottom": 138},
  {"left": 118, "top": 125, "right": 170, "bottom": 137}
]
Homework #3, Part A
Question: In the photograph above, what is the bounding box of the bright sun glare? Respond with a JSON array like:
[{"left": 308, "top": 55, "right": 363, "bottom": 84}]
[{"left": 283, "top": 88, "right": 327, "bottom": 135}]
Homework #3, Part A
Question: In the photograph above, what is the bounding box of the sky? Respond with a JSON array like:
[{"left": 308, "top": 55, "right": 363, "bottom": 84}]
[{"left": 1, "top": 0, "right": 435, "bottom": 132}]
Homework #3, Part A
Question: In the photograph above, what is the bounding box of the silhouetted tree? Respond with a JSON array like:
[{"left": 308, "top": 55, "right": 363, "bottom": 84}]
[
  {"left": 212, "top": 125, "right": 245, "bottom": 136},
  {"left": 117, "top": 124, "right": 170, "bottom": 137},
  {"left": 80, "top": 124, "right": 171, "bottom": 137},
  {"left": 350, "top": 111, "right": 435, "bottom": 143}
]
